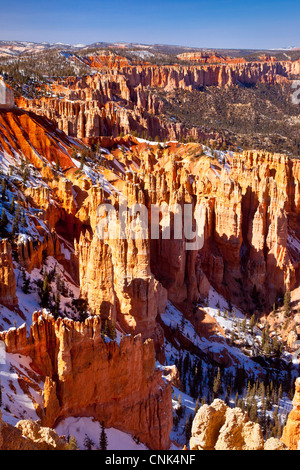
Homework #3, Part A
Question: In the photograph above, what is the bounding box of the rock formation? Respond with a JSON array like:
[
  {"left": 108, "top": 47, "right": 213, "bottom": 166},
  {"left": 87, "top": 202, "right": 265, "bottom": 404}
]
[
  {"left": 177, "top": 52, "right": 247, "bottom": 64},
  {"left": 282, "top": 378, "right": 300, "bottom": 449},
  {"left": 0, "top": 239, "right": 18, "bottom": 307},
  {"left": 264, "top": 438, "right": 288, "bottom": 450},
  {"left": 0, "top": 409, "right": 66, "bottom": 450},
  {"left": 17, "top": 60, "right": 300, "bottom": 142},
  {"left": 189, "top": 399, "right": 286, "bottom": 450},
  {"left": 0, "top": 312, "right": 173, "bottom": 450},
  {"left": 0, "top": 107, "right": 76, "bottom": 172}
]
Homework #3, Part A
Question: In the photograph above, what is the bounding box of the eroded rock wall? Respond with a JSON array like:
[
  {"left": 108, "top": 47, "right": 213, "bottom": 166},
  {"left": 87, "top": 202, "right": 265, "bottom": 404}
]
[{"left": 0, "top": 312, "right": 173, "bottom": 450}]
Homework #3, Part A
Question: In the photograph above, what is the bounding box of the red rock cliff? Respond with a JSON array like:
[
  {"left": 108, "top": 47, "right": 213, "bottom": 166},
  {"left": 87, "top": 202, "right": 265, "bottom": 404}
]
[{"left": 0, "top": 312, "right": 173, "bottom": 450}]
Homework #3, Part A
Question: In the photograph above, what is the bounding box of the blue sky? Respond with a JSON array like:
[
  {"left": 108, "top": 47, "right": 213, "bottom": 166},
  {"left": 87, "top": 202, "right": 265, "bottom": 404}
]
[{"left": 1, "top": 0, "right": 299, "bottom": 49}]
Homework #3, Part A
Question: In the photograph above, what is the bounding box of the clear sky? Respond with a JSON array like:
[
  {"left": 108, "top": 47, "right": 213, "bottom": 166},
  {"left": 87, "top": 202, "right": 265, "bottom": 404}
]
[{"left": 1, "top": 0, "right": 300, "bottom": 50}]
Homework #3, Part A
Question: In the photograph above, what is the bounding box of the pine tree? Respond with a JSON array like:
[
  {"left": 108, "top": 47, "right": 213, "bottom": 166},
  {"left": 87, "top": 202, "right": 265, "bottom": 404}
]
[
  {"left": 11, "top": 217, "right": 18, "bottom": 236},
  {"left": 21, "top": 211, "right": 27, "bottom": 227},
  {"left": 83, "top": 434, "right": 94, "bottom": 450},
  {"left": 39, "top": 271, "right": 51, "bottom": 308},
  {"left": 1, "top": 179, "right": 7, "bottom": 200},
  {"left": 0, "top": 209, "right": 8, "bottom": 237},
  {"left": 99, "top": 422, "right": 108, "bottom": 450},
  {"left": 22, "top": 163, "right": 30, "bottom": 183},
  {"left": 284, "top": 290, "right": 291, "bottom": 317},
  {"left": 249, "top": 314, "right": 256, "bottom": 332},
  {"left": 21, "top": 269, "right": 30, "bottom": 294},
  {"left": 9, "top": 196, "right": 15, "bottom": 215},
  {"left": 67, "top": 435, "right": 79, "bottom": 450},
  {"left": 184, "top": 414, "right": 193, "bottom": 445},
  {"left": 194, "top": 398, "right": 200, "bottom": 417},
  {"left": 108, "top": 320, "right": 117, "bottom": 340},
  {"left": 248, "top": 399, "right": 258, "bottom": 422},
  {"left": 15, "top": 203, "right": 21, "bottom": 223},
  {"left": 55, "top": 157, "right": 60, "bottom": 172},
  {"left": 52, "top": 292, "right": 60, "bottom": 319},
  {"left": 183, "top": 353, "right": 190, "bottom": 378},
  {"left": 176, "top": 394, "right": 184, "bottom": 419},
  {"left": 213, "top": 368, "right": 222, "bottom": 398},
  {"left": 242, "top": 317, "right": 247, "bottom": 333}
]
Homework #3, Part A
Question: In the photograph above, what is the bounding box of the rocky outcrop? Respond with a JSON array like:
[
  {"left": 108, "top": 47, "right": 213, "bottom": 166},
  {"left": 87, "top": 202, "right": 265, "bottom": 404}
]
[
  {"left": 214, "top": 407, "right": 264, "bottom": 450},
  {"left": 0, "top": 409, "right": 66, "bottom": 450},
  {"left": 264, "top": 438, "right": 288, "bottom": 450},
  {"left": 0, "top": 108, "right": 77, "bottom": 172},
  {"left": 190, "top": 399, "right": 264, "bottom": 450},
  {"left": 81, "top": 51, "right": 132, "bottom": 69},
  {"left": 189, "top": 399, "right": 228, "bottom": 450},
  {"left": 0, "top": 239, "right": 18, "bottom": 306},
  {"left": 177, "top": 52, "right": 247, "bottom": 64},
  {"left": 282, "top": 378, "right": 300, "bottom": 449},
  {"left": 16, "top": 230, "right": 62, "bottom": 273},
  {"left": 0, "top": 312, "right": 173, "bottom": 450},
  {"left": 15, "top": 420, "right": 66, "bottom": 450}
]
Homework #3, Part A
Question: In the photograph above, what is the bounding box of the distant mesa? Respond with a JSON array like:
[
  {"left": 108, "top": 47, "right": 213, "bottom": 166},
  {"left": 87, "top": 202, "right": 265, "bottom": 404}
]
[{"left": 177, "top": 51, "right": 247, "bottom": 64}]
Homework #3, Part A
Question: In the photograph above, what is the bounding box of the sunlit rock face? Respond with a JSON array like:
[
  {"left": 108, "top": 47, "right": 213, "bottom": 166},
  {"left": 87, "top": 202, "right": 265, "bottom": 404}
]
[{"left": 0, "top": 313, "right": 173, "bottom": 450}]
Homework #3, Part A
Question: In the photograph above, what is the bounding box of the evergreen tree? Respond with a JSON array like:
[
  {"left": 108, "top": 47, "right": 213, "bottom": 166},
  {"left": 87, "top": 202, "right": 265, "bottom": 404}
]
[
  {"left": 22, "top": 163, "right": 30, "bottom": 183},
  {"left": 184, "top": 414, "right": 193, "bottom": 445},
  {"left": 249, "top": 314, "right": 256, "bottom": 332},
  {"left": 0, "top": 209, "right": 8, "bottom": 237},
  {"left": 213, "top": 368, "right": 222, "bottom": 398},
  {"left": 242, "top": 317, "right": 247, "bottom": 333},
  {"left": 21, "top": 211, "right": 27, "bottom": 227},
  {"left": 52, "top": 292, "right": 60, "bottom": 319},
  {"left": 39, "top": 271, "right": 51, "bottom": 308},
  {"left": 99, "top": 422, "right": 108, "bottom": 450},
  {"left": 248, "top": 399, "right": 258, "bottom": 422},
  {"left": 55, "top": 157, "right": 60, "bottom": 172},
  {"left": 83, "top": 434, "right": 94, "bottom": 450},
  {"left": 11, "top": 217, "right": 18, "bottom": 236},
  {"left": 1, "top": 179, "right": 7, "bottom": 201},
  {"left": 284, "top": 290, "right": 291, "bottom": 317},
  {"left": 108, "top": 320, "right": 117, "bottom": 340},
  {"left": 9, "top": 196, "right": 15, "bottom": 215},
  {"left": 67, "top": 435, "right": 79, "bottom": 450},
  {"left": 21, "top": 269, "right": 30, "bottom": 294},
  {"left": 194, "top": 398, "right": 200, "bottom": 417},
  {"left": 182, "top": 353, "right": 190, "bottom": 378},
  {"left": 176, "top": 394, "right": 184, "bottom": 419},
  {"left": 15, "top": 203, "right": 21, "bottom": 224}
]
